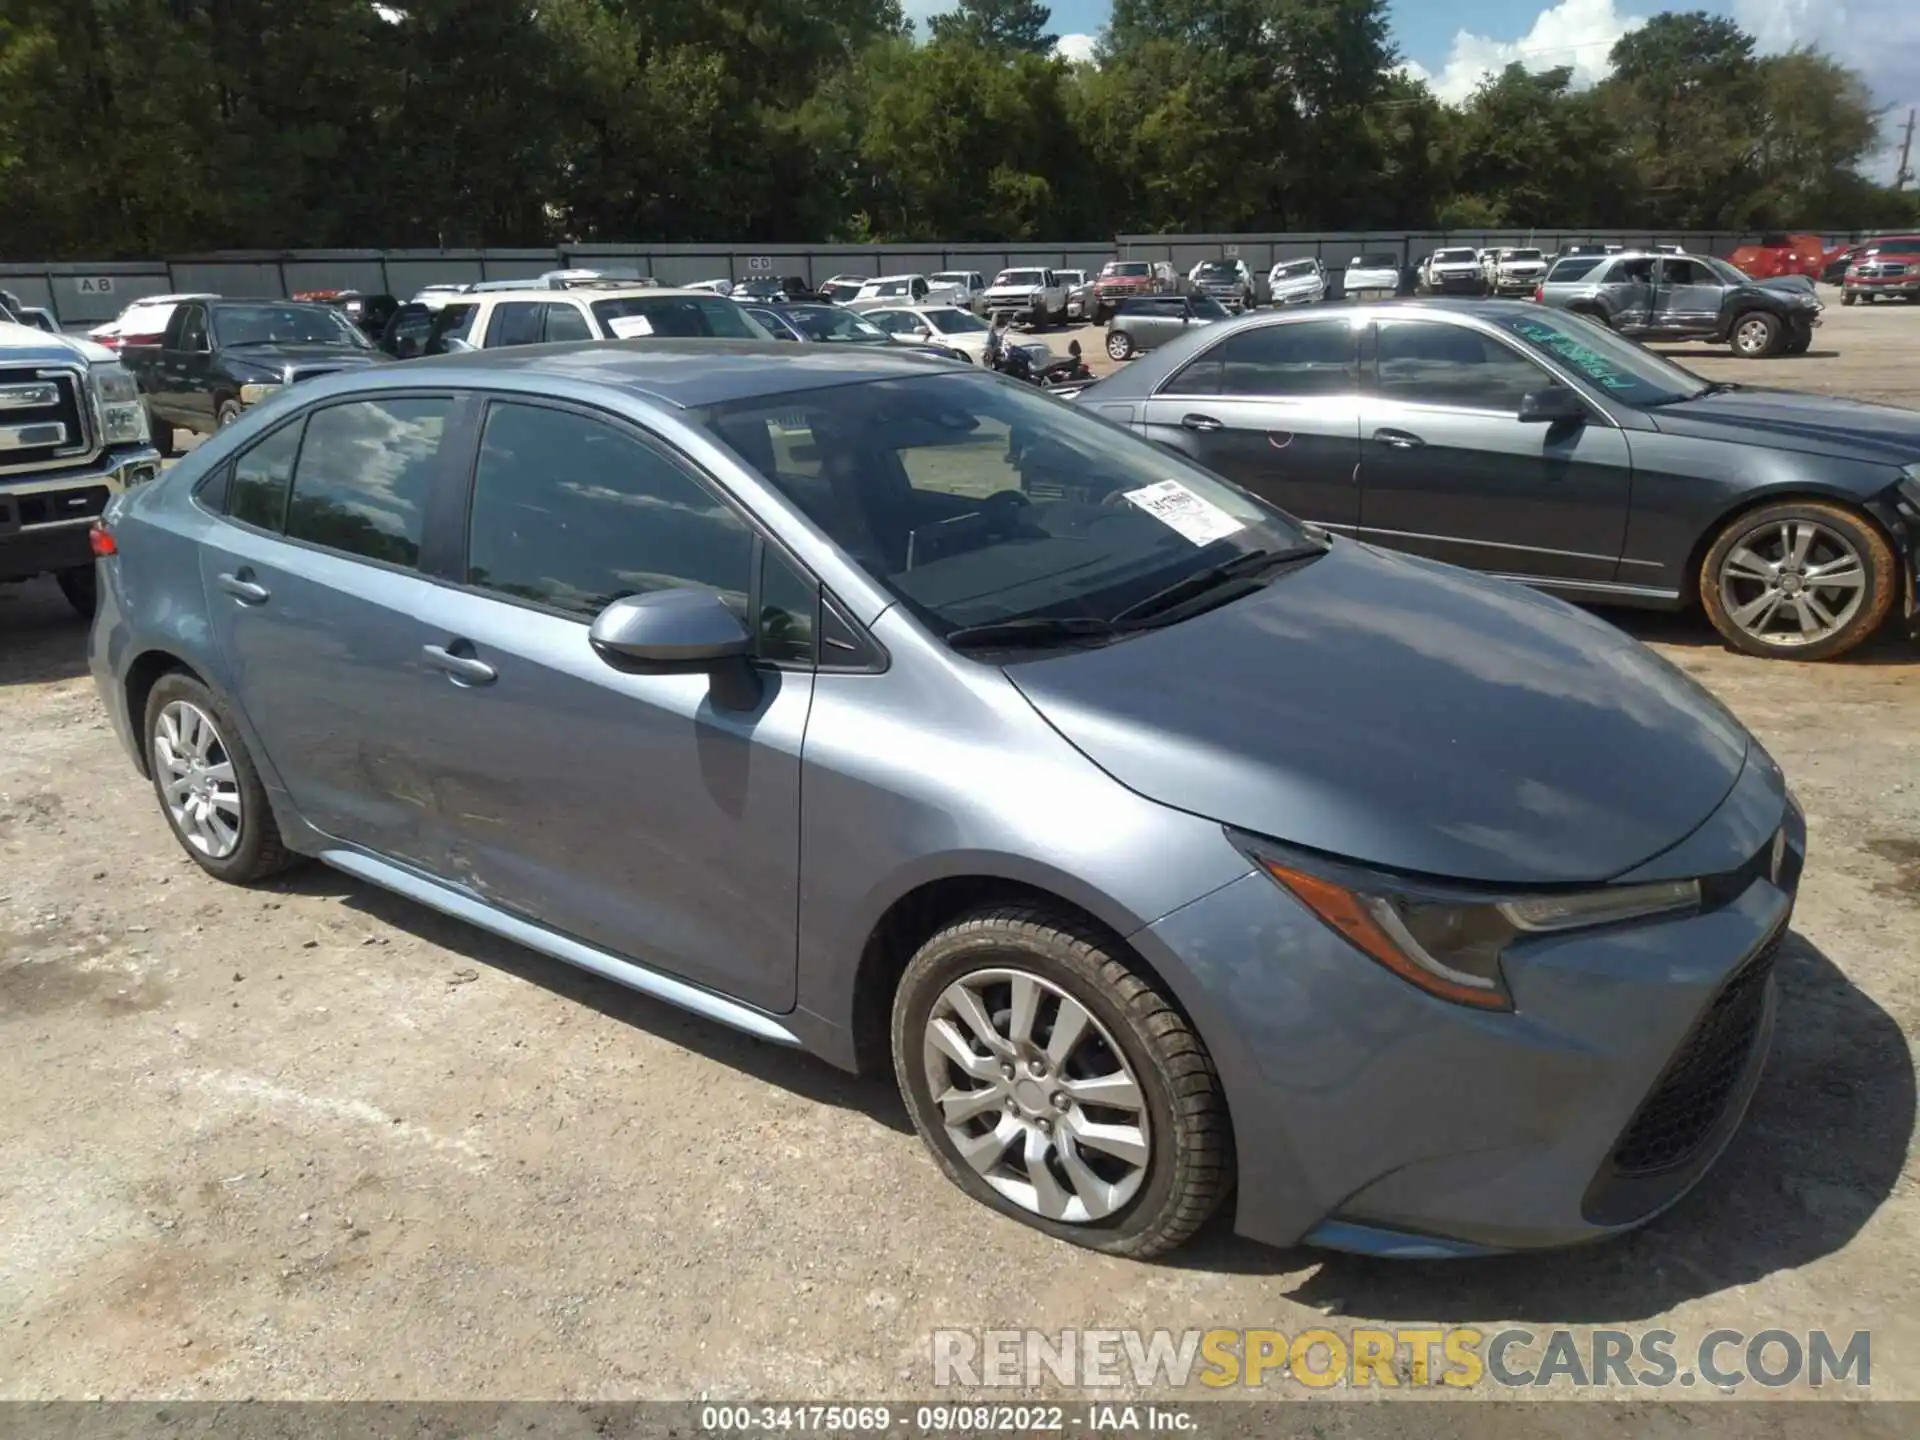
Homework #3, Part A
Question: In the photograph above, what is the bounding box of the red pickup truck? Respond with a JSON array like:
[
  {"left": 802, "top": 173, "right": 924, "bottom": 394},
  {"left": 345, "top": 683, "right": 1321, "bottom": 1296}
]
[{"left": 1840, "top": 237, "right": 1920, "bottom": 305}]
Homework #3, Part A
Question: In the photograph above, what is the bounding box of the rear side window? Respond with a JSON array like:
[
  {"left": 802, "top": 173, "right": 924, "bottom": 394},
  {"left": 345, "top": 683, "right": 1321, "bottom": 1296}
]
[
  {"left": 543, "top": 303, "right": 592, "bottom": 342},
  {"left": 225, "top": 421, "right": 302, "bottom": 531},
  {"left": 1375, "top": 321, "right": 1547, "bottom": 412},
  {"left": 1546, "top": 258, "right": 1602, "bottom": 282},
  {"left": 1170, "top": 320, "right": 1356, "bottom": 397},
  {"left": 284, "top": 397, "right": 450, "bottom": 567},
  {"left": 486, "top": 303, "right": 545, "bottom": 348},
  {"left": 465, "top": 402, "right": 754, "bottom": 620}
]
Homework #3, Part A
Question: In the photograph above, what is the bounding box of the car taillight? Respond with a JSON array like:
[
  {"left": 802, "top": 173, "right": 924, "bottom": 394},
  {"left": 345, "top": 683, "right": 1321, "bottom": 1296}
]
[
  {"left": 119, "top": 331, "right": 164, "bottom": 347},
  {"left": 1532, "top": 283, "right": 1544, "bottom": 303},
  {"left": 89, "top": 522, "right": 117, "bottom": 558}
]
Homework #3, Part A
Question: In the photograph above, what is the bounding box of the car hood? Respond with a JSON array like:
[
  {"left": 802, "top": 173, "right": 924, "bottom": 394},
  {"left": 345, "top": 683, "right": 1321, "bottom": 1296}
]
[
  {"left": 1004, "top": 541, "right": 1752, "bottom": 886},
  {"left": 1648, "top": 386, "right": 1920, "bottom": 469},
  {"left": 1, "top": 320, "right": 113, "bottom": 364}
]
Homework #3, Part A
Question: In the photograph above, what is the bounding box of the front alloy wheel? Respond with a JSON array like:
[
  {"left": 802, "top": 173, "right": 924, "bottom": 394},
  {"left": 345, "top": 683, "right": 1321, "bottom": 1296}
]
[
  {"left": 892, "top": 907, "right": 1231, "bottom": 1257},
  {"left": 1701, "top": 502, "right": 1897, "bottom": 660}
]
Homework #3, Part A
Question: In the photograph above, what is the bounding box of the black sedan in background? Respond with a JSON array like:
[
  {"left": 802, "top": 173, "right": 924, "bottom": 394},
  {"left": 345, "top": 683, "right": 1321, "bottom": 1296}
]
[{"left": 1076, "top": 300, "right": 1920, "bottom": 660}]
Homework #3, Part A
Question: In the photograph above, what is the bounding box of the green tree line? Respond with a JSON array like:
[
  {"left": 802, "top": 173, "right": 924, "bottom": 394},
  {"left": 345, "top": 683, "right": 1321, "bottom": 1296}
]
[{"left": 2, "top": 0, "right": 1914, "bottom": 259}]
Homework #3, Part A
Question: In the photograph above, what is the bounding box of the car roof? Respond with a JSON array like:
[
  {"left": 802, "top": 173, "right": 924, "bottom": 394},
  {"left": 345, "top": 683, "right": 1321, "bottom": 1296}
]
[
  {"left": 295, "top": 339, "right": 956, "bottom": 410},
  {"left": 481, "top": 285, "right": 709, "bottom": 302}
]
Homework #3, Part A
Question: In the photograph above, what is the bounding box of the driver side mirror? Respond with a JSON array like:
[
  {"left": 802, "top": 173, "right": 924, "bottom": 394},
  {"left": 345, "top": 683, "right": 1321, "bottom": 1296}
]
[
  {"left": 1518, "top": 386, "right": 1587, "bottom": 425},
  {"left": 589, "top": 588, "right": 752, "bottom": 670}
]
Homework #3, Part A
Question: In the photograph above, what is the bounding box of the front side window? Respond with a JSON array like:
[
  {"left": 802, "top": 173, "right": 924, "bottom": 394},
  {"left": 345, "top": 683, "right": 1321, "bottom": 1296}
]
[
  {"left": 1375, "top": 321, "right": 1547, "bottom": 413},
  {"left": 543, "top": 303, "right": 593, "bottom": 342},
  {"left": 176, "top": 305, "right": 209, "bottom": 351},
  {"left": 466, "top": 402, "right": 753, "bottom": 620},
  {"left": 225, "top": 420, "right": 302, "bottom": 531},
  {"left": 425, "top": 304, "right": 476, "bottom": 354},
  {"left": 1491, "top": 310, "right": 1708, "bottom": 406},
  {"left": 284, "top": 397, "right": 449, "bottom": 566},
  {"left": 1171, "top": 319, "right": 1357, "bottom": 398},
  {"left": 486, "top": 303, "right": 545, "bottom": 348},
  {"left": 695, "top": 373, "right": 1310, "bottom": 640},
  {"left": 1546, "top": 258, "right": 1603, "bottom": 282},
  {"left": 213, "top": 304, "right": 368, "bottom": 349}
]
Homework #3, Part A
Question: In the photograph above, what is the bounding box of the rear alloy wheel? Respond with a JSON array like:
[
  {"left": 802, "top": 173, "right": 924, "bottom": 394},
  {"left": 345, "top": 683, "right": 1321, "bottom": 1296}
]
[
  {"left": 1105, "top": 330, "right": 1134, "bottom": 362},
  {"left": 216, "top": 399, "right": 243, "bottom": 428},
  {"left": 892, "top": 907, "right": 1231, "bottom": 1257},
  {"left": 144, "top": 673, "right": 300, "bottom": 883},
  {"left": 1731, "top": 311, "right": 1783, "bottom": 358},
  {"left": 1701, "top": 502, "right": 1897, "bottom": 661}
]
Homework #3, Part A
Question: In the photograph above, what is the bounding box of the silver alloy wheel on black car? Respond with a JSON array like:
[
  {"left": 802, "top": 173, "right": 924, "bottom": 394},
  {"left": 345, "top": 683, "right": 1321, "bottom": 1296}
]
[
  {"left": 1702, "top": 501, "right": 1897, "bottom": 660},
  {"left": 921, "top": 967, "right": 1152, "bottom": 1223},
  {"left": 153, "top": 699, "right": 244, "bottom": 859},
  {"left": 1732, "top": 312, "right": 1781, "bottom": 357}
]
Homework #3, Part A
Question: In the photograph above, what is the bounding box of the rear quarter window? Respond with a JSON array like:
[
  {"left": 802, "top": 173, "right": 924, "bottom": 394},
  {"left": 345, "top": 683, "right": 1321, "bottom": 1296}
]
[{"left": 1546, "top": 258, "right": 1603, "bottom": 282}]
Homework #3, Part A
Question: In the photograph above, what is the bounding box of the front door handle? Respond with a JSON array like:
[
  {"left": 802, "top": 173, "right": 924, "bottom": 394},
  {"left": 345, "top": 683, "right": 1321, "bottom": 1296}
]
[
  {"left": 1181, "top": 413, "right": 1224, "bottom": 433},
  {"left": 1372, "top": 428, "right": 1425, "bottom": 450},
  {"left": 422, "top": 643, "right": 497, "bottom": 687},
  {"left": 216, "top": 572, "right": 270, "bottom": 604}
]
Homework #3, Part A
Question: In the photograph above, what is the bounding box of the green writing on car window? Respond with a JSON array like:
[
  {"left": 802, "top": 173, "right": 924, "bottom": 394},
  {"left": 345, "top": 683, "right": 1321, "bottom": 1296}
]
[{"left": 1512, "top": 320, "right": 1638, "bottom": 391}]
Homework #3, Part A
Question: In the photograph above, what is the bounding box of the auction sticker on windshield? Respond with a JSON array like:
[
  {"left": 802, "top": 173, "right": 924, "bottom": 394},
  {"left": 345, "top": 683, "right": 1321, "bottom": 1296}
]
[
  {"left": 606, "top": 315, "right": 655, "bottom": 338},
  {"left": 1122, "top": 480, "right": 1245, "bottom": 545}
]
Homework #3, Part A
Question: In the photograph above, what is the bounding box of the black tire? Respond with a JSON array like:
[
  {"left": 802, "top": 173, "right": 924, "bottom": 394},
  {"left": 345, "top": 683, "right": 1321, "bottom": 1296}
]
[
  {"left": 1784, "top": 322, "right": 1813, "bottom": 355},
  {"left": 891, "top": 906, "right": 1232, "bottom": 1258},
  {"left": 143, "top": 671, "right": 301, "bottom": 884},
  {"left": 1105, "top": 329, "right": 1134, "bottom": 362},
  {"left": 55, "top": 565, "right": 96, "bottom": 619},
  {"left": 148, "top": 404, "right": 176, "bottom": 457},
  {"left": 1699, "top": 499, "right": 1897, "bottom": 661},
  {"left": 1730, "top": 310, "right": 1783, "bottom": 358},
  {"left": 1841, "top": 290, "right": 1857, "bottom": 306},
  {"left": 216, "top": 398, "right": 243, "bottom": 428}
]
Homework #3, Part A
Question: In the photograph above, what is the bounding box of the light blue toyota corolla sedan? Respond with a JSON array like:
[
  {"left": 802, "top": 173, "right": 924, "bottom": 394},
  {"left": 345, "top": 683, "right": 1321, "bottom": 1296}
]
[{"left": 89, "top": 341, "right": 1803, "bottom": 1259}]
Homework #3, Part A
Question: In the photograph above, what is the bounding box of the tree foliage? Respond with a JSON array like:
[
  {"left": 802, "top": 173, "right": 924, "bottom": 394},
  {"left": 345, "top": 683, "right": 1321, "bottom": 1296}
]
[{"left": 0, "top": 0, "right": 1911, "bottom": 258}]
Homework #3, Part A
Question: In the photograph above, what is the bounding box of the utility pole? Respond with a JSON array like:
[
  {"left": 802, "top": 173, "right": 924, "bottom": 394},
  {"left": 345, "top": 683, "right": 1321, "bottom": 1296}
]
[{"left": 1896, "top": 108, "right": 1916, "bottom": 191}]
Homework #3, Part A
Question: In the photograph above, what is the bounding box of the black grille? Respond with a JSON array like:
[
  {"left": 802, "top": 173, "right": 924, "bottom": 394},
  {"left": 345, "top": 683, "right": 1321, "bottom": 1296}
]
[
  {"left": 1610, "top": 932, "right": 1779, "bottom": 1175},
  {"left": 0, "top": 366, "right": 87, "bottom": 470}
]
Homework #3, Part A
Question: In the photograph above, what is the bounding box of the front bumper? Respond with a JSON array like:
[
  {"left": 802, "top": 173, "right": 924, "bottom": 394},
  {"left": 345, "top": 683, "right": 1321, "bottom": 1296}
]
[
  {"left": 1494, "top": 273, "right": 1544, "bottom": 293},
  {"left": 0, "top": 446, "right": 162, "bottom": 582},
  {"left": 1846, "top": 277, "right": 1920, "bottom": 295},
  {"left": 1135, "top": 776, "right": 1803, "bottom": 1255}
]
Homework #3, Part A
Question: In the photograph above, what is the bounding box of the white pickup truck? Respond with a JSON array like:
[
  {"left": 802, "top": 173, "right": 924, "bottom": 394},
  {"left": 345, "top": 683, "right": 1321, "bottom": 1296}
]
[
  {"left": 1341, "top": 253, "right": 1402, "bottom": 301},
  {"left": 1419, "top": 247, "right": 1486, "bottom": 295},
  {"left": 1481, "top": 246, "right": 1549, "bottom": 296},
  {"left": 980, "top": 268, "right": 1069, "bottom": 327},
  {"left": 0, "top": 318, "right": 161, "bottom": 616}
]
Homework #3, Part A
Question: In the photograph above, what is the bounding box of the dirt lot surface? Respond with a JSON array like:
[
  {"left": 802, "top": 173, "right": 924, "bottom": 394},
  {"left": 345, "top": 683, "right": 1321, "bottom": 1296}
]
[{"left": 1, "top": 299, "right": 1916, "bottom": 1405}]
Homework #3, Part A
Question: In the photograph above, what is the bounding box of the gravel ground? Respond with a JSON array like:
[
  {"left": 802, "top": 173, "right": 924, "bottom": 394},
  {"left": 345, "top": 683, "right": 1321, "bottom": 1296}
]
[{"left": 0, "top": 299, "right": 1915, "bottom": 1406}]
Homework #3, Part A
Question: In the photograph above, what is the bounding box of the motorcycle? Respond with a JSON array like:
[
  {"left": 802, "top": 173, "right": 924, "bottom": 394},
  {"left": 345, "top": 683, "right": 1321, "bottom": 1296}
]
[{"left": 984, "top": 330, "right": 1093, "bottom": 389}]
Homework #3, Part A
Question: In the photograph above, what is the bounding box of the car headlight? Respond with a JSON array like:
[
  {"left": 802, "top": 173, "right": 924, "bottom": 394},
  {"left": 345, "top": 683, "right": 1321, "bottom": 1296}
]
[
  {"left": 1241, "top": 837, "right": 1701, "bottom": 1011},
  {"left": 238, "top": 382, "right": 283, "bottom": 406},
  {"left": 89, "top": 362, "right": 150, "bottom": 445},
  {"left": 1896, "top": 465, "right": 1920, "bottom": 513}
]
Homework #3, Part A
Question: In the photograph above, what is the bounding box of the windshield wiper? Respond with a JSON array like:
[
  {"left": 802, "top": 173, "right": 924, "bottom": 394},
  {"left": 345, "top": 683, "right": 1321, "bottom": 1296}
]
[
  {"left": 944, "top": 616, "right": 1118, "bottom": 652},
  {"left": 1108, "top": 543, "right": 1326, "bottom": 628}
]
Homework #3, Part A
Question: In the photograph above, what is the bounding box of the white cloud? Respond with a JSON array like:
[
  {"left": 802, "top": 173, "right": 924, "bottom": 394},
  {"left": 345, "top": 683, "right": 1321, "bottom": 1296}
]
[
  {"left": 1415, "top": 0, "right": 1648, "bottom": 105},
  {"left": 1054, "top": 33, "right": 1098, "bottom": 64},
  {"left": 1735, "top": 0, "right": 1920, "bottom": 181}
]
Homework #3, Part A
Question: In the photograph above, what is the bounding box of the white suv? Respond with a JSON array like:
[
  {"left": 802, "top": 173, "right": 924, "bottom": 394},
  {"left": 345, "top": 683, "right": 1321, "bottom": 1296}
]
[{"left": 414, "top": 287, "right": 770, "bottom": 354}]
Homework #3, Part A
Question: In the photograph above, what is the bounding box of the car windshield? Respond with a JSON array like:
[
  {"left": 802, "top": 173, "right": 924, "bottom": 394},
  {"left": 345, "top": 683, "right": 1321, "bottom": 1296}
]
[
  {"left": 1274, "top": 260, "right": 1318, "bottom": 279},
  {"left": 1506, "top": 249, "right": 1544, "bottom": 262},
  {"left": 214, "top": 304, "right": 368, "bottom": 348},
  {"left": 1702, "top": 257, "right": 1752, "bottom": 285},
  {"left": 996, "top": 270, "right": 1046, "bottom": 286},
  {"left": 868, "top": 281, "right": 915, "bottom": 297},
  {"left": 1354, "top": 254, "right": 1397, "bottom": 268},
  {"left": 1057, "top": 271, "right": 1086, "bottom": 286},
  {"left": 1188, "top": 294, "right": 1231, "bottom": 319},
  {"left": 695, "top": 373, "right": 1310, "bottom": 640},
  {"left": 1101, "top": 262, "right": 1150, "bottom": 277},
  {"left": 1492, "top": 310, "right": 1709, "bottom": 407},
  {"left": 590, "top": 296, "right": 767, "bottom": 339},
  {"left": 923, "top": 309, "right": 990, "bottom": 335},
  {"left": 931, "top": 274, "right": 971, "bottom": 285},
  {"left": 787, "top": 306, "right": 889, "bottom": 343},
  {"left": 1195, "top": 262, "right": 1238, "bottom": 278},
  {"left": 821, "top": 282, "right": 863, "bottom": 301},
  {"left": 1433, "top": 250, "right": 1477, "bottom": 264}
]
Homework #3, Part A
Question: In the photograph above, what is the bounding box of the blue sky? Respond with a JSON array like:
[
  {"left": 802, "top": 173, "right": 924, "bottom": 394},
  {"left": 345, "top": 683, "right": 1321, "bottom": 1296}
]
[{"left": 905, "top": 1, "right": 1918, "bottom": 176}]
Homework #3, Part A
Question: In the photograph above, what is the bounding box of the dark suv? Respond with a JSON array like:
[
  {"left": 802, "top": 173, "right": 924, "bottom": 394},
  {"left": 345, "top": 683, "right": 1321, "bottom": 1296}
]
[{"left": 1540, "top": 251, "right": 1823, "bottom": 358}]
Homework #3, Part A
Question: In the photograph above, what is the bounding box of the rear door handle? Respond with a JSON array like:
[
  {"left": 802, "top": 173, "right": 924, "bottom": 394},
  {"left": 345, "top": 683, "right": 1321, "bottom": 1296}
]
[
  {"left": 422, "top": 643, "right": 497, "bottom": 687},
  {"left": 1181, "top": 413, "right": 1224, "bottom": 432},
  {"left": 216, "top": 572, "right": 270, "bottom": 604},
  {"left": 1372, "top": 428, "right": 1425, "bottom": 450}
]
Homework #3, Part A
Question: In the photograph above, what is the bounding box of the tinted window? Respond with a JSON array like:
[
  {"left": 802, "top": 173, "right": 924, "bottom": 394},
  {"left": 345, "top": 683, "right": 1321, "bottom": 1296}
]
[
  {"left": 384, "top": 304, "right": 434, "bottom": 358},
  {"left": 758, "top": 547, "right": 816, "bottom": 665},
  {"left": 543, "top": 303, "right": 592, "bottom": 342},
  {"left": 213, "top": 304, "right": 365, "bottom": 348},
  {"left": 226, "top": 421, "right": 301, "bottom": 531},
  {"left": 486, "top": 303, "right": 545, "bottom": 348},
  {"left": 1180, "top": 320, "right": 1355, "bottom": 398},
  {"left": 285, "top": 397, "right": 448, "bottom": 566},
  {"left": 425, "top": 304, "right": 476, "bottom": 354},
  {"left": 1375, "top": 322, "right": 1547, "bottom": 412},
  {"left": 1547, "top": 257, "right": 1602, "bottom": 282},
  {"left": 466, "top": 403, "right": 753, "bottom": 619},
  {"left": 176, "top": 305, "right": 209, "bottom": 351},
  {"left": 589, "top": 296, "right": 764, "bottom": 338}
]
